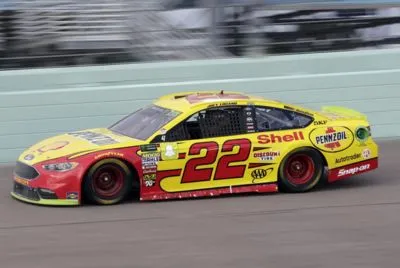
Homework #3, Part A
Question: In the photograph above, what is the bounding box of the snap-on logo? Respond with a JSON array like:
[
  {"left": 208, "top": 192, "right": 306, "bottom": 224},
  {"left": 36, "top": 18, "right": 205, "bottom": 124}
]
[{"left": 338, "top": 164, "right": 370, "bottom": 177}]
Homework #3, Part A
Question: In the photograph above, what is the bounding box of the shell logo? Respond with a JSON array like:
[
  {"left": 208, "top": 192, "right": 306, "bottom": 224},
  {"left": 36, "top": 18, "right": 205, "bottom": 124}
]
[
  {"left": 38, "top": 141, "right": 70, "bottom": 153},
  {"left": 309, "top": 126, "right": 354, "bottom": 153}
]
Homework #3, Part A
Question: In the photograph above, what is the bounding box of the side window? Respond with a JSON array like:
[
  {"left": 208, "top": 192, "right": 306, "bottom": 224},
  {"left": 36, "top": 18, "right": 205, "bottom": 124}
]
[
  {"left": 165, "top": 106, "right": 248, "bottom": 142},
  {"left": 255, "top": 106, "right": 313, "bottom": 131}
]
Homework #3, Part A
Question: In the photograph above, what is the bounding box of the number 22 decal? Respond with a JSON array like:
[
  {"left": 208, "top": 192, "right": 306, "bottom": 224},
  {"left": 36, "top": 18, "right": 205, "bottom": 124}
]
[{"left": 181, "top": 139, "right": 251, "bottom": 183}]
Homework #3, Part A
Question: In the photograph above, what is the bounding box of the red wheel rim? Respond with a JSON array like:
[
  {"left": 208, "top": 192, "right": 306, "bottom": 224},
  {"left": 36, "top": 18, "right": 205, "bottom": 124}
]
[
  {"left": 284, "top": 154, "right": 315, "bottom": 185},
  {"left": 92, "top": 164, "right": 124, "bottom": 197}
]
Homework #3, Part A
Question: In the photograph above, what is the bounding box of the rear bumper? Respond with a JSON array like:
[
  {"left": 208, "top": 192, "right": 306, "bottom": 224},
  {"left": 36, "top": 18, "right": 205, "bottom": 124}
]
[{"left": 327, "top": 157, "right": 378, "bottom": 183}]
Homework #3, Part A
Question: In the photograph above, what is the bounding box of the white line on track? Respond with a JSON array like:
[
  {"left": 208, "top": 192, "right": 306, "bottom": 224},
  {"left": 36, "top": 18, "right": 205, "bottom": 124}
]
[{"left": 1, "top": 69, "right": 400, "bottom": 96}]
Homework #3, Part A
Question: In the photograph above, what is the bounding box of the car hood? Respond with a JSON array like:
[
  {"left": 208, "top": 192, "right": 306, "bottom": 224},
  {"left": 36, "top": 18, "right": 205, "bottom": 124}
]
[{"left": 18, "top": 128, "right": 143, "bottom": 165}]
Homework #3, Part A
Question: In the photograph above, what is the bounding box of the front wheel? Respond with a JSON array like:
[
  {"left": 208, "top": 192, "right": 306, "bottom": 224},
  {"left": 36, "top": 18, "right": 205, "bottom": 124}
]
[
  {"left": 278, "top": 148, "right": 324, "bottom": 193},
  {"left": 83, "top": 158, "right": 133, "bottom": 205}
]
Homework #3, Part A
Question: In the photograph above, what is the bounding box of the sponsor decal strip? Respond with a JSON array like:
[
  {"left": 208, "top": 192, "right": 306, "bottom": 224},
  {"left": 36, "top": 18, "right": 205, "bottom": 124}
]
[
  {"left": 141, "top": 151, "right": 161, "bottom": 187},
  {"left": 328, "top": 158, "right": 378, "bottom": 182}
]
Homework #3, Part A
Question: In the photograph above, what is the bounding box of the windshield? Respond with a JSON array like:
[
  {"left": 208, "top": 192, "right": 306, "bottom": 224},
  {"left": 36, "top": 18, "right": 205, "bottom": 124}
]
[{"left": 109, "top": 105, "right": 181, "bottom": 140}]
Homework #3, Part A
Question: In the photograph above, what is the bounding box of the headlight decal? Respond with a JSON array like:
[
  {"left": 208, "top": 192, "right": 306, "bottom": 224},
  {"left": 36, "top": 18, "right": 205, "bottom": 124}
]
[{"left": 42, "top": 162, "right": 78, "bottom": 172}]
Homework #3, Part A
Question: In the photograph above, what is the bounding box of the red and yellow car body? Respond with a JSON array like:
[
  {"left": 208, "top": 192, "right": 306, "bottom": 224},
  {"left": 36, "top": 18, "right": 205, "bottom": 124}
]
[{"left": 11, "top": 91, "right": 379, "bottom": 206}]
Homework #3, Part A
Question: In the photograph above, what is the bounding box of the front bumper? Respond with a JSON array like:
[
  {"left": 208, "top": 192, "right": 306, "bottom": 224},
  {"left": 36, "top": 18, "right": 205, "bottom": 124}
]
[
  {"left": 11, "top": 160, "right": 82, "bottom": 206},
  {"left": 11, "top": 181, "right": 79, "bottom": 206}
]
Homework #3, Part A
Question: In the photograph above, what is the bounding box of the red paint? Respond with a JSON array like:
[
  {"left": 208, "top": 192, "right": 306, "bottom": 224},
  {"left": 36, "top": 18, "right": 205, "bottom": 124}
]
[
  {"left": 24, "top": 158, "right": 86, "bottom": 202},
  {"left": 214, "top": 139, "right": 251, "bottom": 180},
  {"left": 14, "top": 138, "right": 378, "bottom": 205},
  {"left": 328, "top": 158, "right": 378, "bottom": 182},
  {"left": 284, "top": 154, "right": 315, "bottom": 185},
  {"left": 181, "top": 139, "right": 252, "bottom": 183},
  {"left": 253, "top": 147, "right": 271, "bottom": 151},
  {"left": 140, "top": 183, "right": 278, "bottom": 201},
  {"left": 324, "top": 127, "right": 341, "bottom": 150},
  {"left": 178, "top": 153, "right": 186, "bottom": 159},
  {"left": 181, "top": 142, "right": 219, "bottom": 183},
  {"left": 248, "top": 163, "right": 274, "bottom": 169},
  {"left": 157, "top": 169, "right": 182, "bottom": 182},
  {"left": 257, "top": 131, "right": 304, "bottom": 144},
  {"left": 17, "top": 146, "right": 143, "bottom": 204}
]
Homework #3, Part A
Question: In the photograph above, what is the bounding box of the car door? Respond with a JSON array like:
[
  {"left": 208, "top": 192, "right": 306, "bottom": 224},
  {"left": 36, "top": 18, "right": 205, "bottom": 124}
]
[
  {"left": 243, "top": 105, "right": 314, "bottom": 181},
  {"left": 155, "top": 105, "right": 255, "bottom": 194}
]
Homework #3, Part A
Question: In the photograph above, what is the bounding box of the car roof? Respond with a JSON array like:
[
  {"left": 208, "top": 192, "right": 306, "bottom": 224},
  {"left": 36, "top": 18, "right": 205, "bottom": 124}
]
[{"left": 153, "top": 90, "right": 284, "bottom": 113}]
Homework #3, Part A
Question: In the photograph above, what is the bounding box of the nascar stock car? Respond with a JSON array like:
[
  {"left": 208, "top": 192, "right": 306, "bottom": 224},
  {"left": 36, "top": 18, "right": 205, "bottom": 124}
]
[{"left": 11, "top": 91, "right": 378, "bottom": 206}]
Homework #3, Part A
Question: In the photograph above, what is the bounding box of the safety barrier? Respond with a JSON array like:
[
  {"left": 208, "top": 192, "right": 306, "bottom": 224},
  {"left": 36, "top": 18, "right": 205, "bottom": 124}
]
[{"left": 0, "top": 47, "right": 400, "bottom": 163}]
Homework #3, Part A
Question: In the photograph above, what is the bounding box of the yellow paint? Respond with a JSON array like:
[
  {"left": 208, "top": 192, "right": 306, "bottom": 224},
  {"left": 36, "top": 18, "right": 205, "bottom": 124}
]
[
  {"left": 160, "top": 143, "right": 179, "bottom": 160},
  {"left": 10, "top": 192, "right": 79, "bottom": 206},
  {"left": 18, "top": 128, "right": 142, "bottom": 165},
  {"left": 16, "top": 91, "right": 378, "bottom": 196},
  {"left": 309, "top": 126, "right": 354, "bottom": 152}
]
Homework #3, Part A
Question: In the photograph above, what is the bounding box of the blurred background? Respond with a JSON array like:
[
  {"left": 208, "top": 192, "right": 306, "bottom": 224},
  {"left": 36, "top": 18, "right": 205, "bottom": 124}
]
[{"left": 1, "top": 0, "right": 400, "bottom": 69}]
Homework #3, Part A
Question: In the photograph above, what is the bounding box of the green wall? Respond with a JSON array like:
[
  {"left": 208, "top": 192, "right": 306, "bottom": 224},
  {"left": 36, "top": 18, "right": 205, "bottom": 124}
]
[{"left": 1, "top": 48, "right": 400, "bottom": 163}]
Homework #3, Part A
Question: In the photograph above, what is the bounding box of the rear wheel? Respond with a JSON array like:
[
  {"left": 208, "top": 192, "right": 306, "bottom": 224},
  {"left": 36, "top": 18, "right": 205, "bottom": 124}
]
[
  {"left": 278, "top": 148, "right": 324, "bottom": 193},
  {"left": 83, "top": 158, "right": 133, "bottom": 205}
]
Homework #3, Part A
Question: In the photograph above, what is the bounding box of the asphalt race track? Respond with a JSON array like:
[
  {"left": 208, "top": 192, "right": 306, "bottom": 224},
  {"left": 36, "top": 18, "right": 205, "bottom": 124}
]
[{"left": 0, "top": 140, "right": 399, "bottom": 268}]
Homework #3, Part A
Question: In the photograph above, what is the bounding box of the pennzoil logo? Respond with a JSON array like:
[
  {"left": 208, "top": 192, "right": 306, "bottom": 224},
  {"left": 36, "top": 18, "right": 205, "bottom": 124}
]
[
  {"left": 316, "top": 127, "right": 347, "bottom": 150},
  {"left": 310, "top": 126, "right": 354, "bottom": 153}
]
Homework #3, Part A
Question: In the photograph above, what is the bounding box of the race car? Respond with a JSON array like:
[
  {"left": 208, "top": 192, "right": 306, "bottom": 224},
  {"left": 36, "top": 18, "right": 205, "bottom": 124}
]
[{"left": 11, "top": 91, "right": 378, "bottom": 206}]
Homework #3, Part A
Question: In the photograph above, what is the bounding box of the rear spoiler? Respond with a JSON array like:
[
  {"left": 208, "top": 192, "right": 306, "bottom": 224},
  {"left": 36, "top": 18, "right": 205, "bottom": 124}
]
[{"left": 320, "top": 106, "right": 368, "bottom": 120}]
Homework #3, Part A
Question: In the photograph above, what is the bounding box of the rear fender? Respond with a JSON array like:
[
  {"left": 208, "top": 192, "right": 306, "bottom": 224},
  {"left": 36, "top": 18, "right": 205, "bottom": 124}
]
[{"left": 320, "top": 106, "right": 368, "bottom": 121}]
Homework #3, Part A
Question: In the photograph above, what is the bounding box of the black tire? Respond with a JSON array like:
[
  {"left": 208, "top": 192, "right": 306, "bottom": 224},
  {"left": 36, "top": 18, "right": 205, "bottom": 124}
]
[
  {"left": 83, "top": 158, "right": 133, "bottom": 205},
  {"left": 278, "top": 148, "right": 324, "bottom": 193}
]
